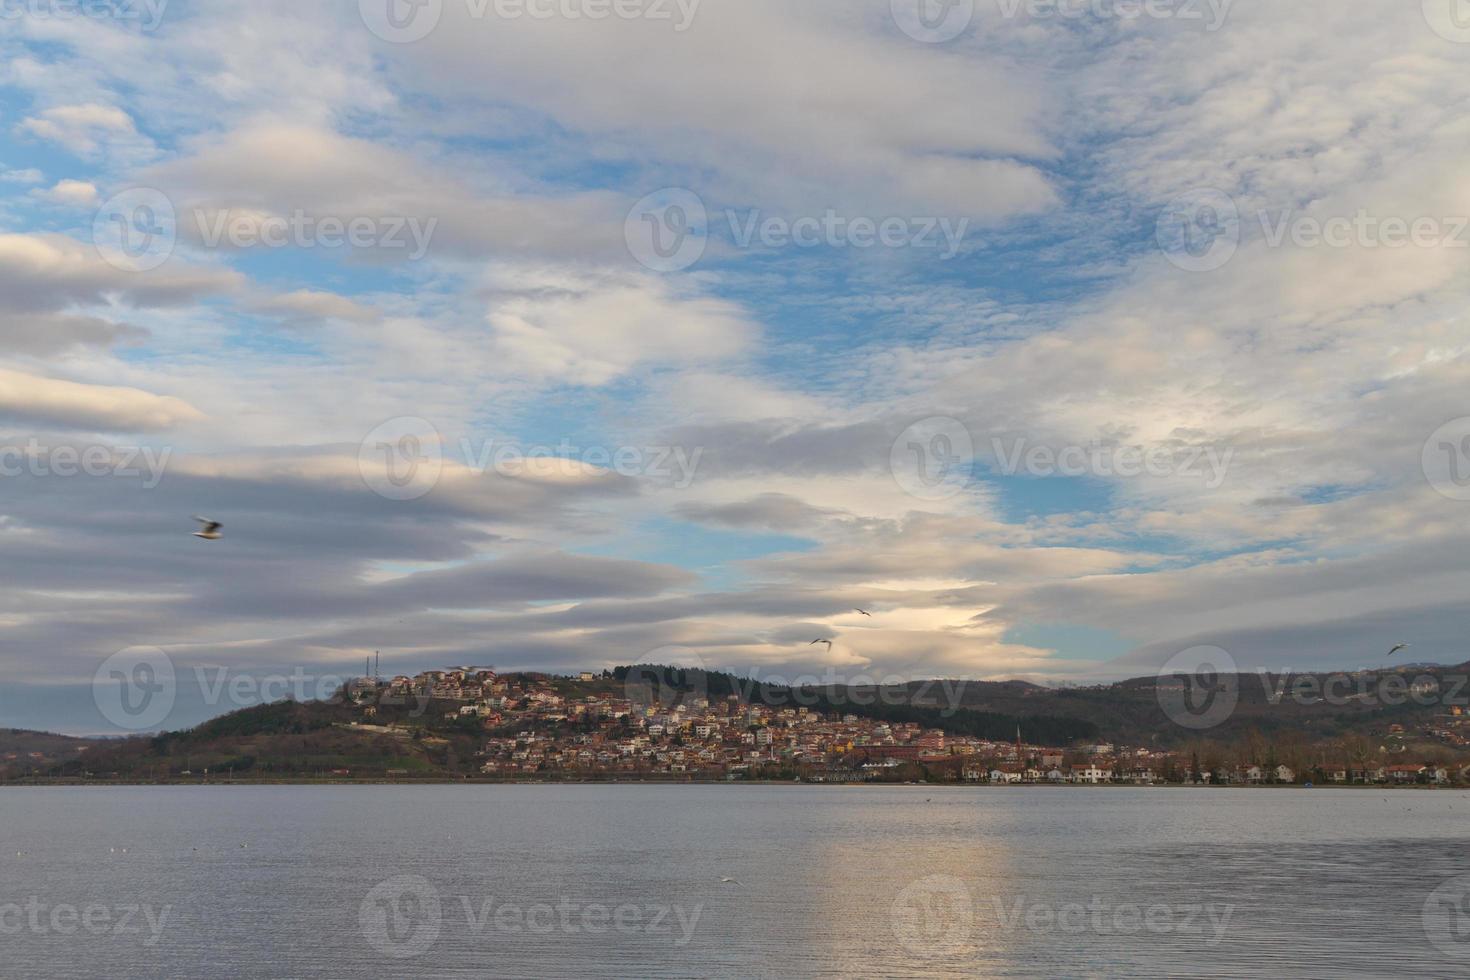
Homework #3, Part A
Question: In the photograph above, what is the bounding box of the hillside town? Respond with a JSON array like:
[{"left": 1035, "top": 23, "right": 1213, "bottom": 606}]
[{"left": 345, "top": 667, "right": 1466, "bottom": 787}]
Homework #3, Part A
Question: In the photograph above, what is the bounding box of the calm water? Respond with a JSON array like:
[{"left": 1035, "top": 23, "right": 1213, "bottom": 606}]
[{"left": 3, "top": 785, "right": 1469, "bottom": 978}]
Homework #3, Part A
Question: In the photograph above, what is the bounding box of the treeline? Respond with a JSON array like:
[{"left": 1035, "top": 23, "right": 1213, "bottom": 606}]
[{"left": 614, "top": 665, "right": 1100, "bottom": 746}]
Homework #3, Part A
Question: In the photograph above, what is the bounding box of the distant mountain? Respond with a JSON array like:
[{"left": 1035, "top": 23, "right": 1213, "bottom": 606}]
[
  {"left": 621, "top": 660, "right": 1470, "bottom": 748},
  {"left": 940, "top": 662, "right": 1470, "bottom": 747}
]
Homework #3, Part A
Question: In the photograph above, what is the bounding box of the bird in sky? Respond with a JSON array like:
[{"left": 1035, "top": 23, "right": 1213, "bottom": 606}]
[
  {"left": 1388, "top": 643, "right": 1409, "bottom": 657},
  {"left": 854, "top": 608, "right": 872, "bottom": 617},
  {"left": 810, "top": 639, "right": 833, "bottom": 652},
  {"left": 720, "top": 877, "right": 743, "bottom": 886},
  {"left": 192, "top": 516, "right": 222, "bottom": 540}
]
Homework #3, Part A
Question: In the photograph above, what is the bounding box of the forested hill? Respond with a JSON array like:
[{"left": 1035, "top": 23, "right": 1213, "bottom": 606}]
[{"left": 615, "top": 665, "right": 1101, "bottom": 746}]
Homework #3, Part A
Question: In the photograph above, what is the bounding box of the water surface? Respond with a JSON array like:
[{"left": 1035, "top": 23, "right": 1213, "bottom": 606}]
[{"left": 3, "top": 785, "right": 1468, "bottom": 977}]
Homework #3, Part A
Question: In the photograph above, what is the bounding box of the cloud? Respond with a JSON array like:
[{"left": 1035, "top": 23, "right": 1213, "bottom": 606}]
[
  {"left": 0, "top": 368, "right": 205, "bottom": 431},
  {"left": 0, "top": 313, "right": 148, "bottom": 356},
  {"left": 0, "top": 232, "right": 240, "bottom": 354},
  {"left": 390, "top": 0, "right": 1061, "bottom": 218},
  {"left": 675, "top": 493, "right": 838, "bottom": 532},
  {"left": 0, "top": 232, "right": 242, "bottom": 312},
  {"left": 18, "top": 103, "right": 135, "bottom": 154},
  {"left": 373, "top": 551, "right": 695, "bottom": 608},
  {"left": 482, "top": 264, "right": 755, "bottom": 385},
  {"left": 144, "top": 120, "right": 628, "bottom": 262},
  {"left": 255, "top": 289, "right": 380, "bottom": 325},
  {"left": 33, "top": 179, "right": 99, "bottom": 207}
]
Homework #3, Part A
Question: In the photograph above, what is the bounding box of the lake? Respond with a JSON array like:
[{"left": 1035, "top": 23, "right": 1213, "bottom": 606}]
[{"left": 2, "top": 785, "right": 1468, "bottom": 977}]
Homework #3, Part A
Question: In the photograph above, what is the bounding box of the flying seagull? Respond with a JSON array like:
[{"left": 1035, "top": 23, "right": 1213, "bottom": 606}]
[
  {"left": 810, "top": 639, "right": 833, "bottom": 652},
  {"left": 192, "top": 516, "right": 222, "bottom": 540},
  {"left": 855, "top": 608, "right": 872, "bottom": 617},
  {"left": 1388, "top": 643, "right": 1408, "bottom": 657},
  {"left": 720, "top": 877, "right": 743, "bottom": 886}
]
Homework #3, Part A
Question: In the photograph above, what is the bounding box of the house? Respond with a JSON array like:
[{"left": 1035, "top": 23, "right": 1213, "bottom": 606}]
[
  {"left": 1273, "top": 765, "right": 1295, "bottom": 784},
  {"left": 1240, "top": 765, "right": 1263, "bottom": 784},
  {"left": 1385, "top": 764, "right": 1424, "bottom": 783},
  {"left": 1070, "top": 765, "right": 1108, "bottom": 784}
]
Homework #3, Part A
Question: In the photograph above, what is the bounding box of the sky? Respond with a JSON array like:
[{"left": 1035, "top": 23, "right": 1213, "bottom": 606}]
[{"left": 3, "top": 0, "right": 1470, "bottom": 734}]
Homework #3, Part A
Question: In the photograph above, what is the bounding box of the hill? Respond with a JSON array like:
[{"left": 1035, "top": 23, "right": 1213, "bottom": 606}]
[
  {"left": 0, "top": 729, "right": 99, "bottom": 777},
  {"left": 13, "top": 661, "right": 1470, "bottom": 783}
]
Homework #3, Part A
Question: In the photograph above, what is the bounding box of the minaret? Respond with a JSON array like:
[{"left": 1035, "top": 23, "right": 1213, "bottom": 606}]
[{"left": 1015, "top": 725, "right": 1023, "bottom": 768}]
